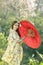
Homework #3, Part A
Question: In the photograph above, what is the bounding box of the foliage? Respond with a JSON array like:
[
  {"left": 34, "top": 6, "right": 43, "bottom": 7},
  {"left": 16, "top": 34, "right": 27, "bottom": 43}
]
[
  {"left": 40, "top": 61, "right": 43, "bottom": 65},
  {"left": 0, "top": 33, "right": 7, "bottom": 61},
  {"left": 0, "top": 0, "right": 43, "bottom": 65}
]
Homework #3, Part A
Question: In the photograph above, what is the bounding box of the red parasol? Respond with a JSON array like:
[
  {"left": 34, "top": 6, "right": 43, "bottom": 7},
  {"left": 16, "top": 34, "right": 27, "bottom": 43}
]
[{"left": 18, "top": 20, "right": 41, "bottom": 49}]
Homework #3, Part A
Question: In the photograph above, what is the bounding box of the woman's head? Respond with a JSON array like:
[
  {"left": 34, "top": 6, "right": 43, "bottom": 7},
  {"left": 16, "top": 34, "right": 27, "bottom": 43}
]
[
  {"left": 12, "top": 21, "right": 19, "bottom": 30},
  {"left": 11, "top": 21, "right": 20, "bottom": 37}
]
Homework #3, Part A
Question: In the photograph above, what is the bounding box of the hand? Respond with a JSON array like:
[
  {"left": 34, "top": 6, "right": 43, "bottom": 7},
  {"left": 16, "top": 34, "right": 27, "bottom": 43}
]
[{"left": 18, "top": 39, "right": 23, "bottom": 45}]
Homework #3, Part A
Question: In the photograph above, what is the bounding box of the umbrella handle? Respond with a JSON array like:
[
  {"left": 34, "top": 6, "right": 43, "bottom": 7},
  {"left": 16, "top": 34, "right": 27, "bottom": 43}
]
[
  {"left": 20, "top": 34, "right": 29, "bottom": 41},
  {"left": 19, "top": 32, "right": 32, "bottom": 42},
  {"left": 17, "top": 35, "right": 28, "bottom": 43},
  {"left": 19, "top": 29, "right": 36, "bottom": 42}
]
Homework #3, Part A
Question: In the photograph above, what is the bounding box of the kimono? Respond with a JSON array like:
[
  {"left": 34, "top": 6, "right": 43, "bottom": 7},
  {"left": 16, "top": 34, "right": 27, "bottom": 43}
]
[{"left": 2, "top": 29, "right": 23, "bottom": 65}]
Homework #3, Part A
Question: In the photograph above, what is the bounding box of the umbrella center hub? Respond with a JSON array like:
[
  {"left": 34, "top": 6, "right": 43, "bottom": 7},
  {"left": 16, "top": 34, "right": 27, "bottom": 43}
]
[{"left": 28, "top": 29, "right": 35, "bottom": 37}]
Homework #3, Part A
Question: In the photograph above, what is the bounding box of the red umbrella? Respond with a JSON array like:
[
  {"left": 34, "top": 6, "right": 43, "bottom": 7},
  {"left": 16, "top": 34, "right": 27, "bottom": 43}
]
[{"left": 18, "top": 20, "right": 41, "bottom": 49}]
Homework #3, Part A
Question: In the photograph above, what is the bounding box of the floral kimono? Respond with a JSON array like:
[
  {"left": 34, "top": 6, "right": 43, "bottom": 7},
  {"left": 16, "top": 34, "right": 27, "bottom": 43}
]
[{"left": 2, "top": 29, "right": 23, "bottom": 65}]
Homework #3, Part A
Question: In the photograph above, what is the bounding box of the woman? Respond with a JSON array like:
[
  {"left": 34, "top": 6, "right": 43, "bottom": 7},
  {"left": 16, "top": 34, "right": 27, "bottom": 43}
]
[{"left": 2, "top": 21, "right": 23, "bottom": 65}]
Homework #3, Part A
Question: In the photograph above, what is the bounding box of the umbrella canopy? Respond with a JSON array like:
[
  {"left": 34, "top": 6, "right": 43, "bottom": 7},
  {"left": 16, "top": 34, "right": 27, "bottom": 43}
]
[{"left": 18, "top": 20, "right": 41, "bottom": 49}]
